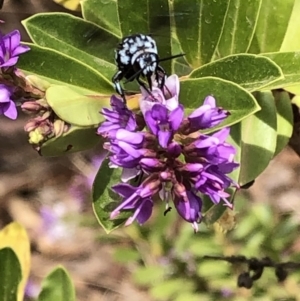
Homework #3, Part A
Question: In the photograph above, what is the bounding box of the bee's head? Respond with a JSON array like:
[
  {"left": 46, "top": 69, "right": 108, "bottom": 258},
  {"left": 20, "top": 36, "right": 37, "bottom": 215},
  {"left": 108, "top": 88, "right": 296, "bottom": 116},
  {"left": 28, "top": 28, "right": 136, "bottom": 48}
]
[{"left": 135, "top": 52, "right": 158, "bottom": 76}]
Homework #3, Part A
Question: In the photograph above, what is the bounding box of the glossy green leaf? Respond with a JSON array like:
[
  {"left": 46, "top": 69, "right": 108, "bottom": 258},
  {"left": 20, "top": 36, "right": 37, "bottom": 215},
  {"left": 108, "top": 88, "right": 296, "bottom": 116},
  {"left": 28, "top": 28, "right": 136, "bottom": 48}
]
[
  {"left": 81, "top": 0, "right": 121, "bottom": 37},
  {"left": 284, "top": 85, "right": 300, "bottom": 95},
  {"left": 180, "top": 77, "right": 260, "bottom": 131},
  {"left": 22, "top": 13, "right": 118, "bottom": 81},
  {"left": 46, "top": 85, "right": 109, "bottom": 126},
  {"left": 238, "top": 91, "right": 277, "bottom": 186},
  {"left": 281, "top": 0, "right": 300, "bottom": 51},
  {"left": 273, "top": 91, "right": 293, "bottom": 156},
  {"left": 248, "top": 0, "right": 295, "bottom": 53},
  {"left": 171, "top": 34, "right": 192, "bottom": 77},
  {"left": 217, "top": 0, "right": 262, "bottom": 57},
  {"left": 40, "top": 126, "right": 101, "bottom": 156},
  {"left": 173, "top": 0, "right": 229, "bottom": 67},
  {"left": 0, "top": 247, "right": 22, "bottom": 301},
  {"left": 117, "top": 0, "right": 148, "bottom": 35},
  {"left": 261, "top": 51, "right": 300, "bottom": 89},
  {"left": 189, "top": 54, "right": 283, "bottom": 91},
  {"left": 18, "top": 44, "right": 114, "bottom": 94},
  {"left": 92, "top": 159, "right": 130, "bottom": 233},
  {"left": 38, "top": 266, "right": 75, "bottom": 301},
  {"left": 117, "top": 0, "right": 173, "bottom": 74}
]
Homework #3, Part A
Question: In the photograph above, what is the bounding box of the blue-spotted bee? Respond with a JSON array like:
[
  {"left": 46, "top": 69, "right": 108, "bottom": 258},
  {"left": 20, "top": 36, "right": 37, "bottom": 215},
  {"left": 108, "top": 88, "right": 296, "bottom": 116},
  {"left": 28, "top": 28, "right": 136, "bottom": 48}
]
[{"left": 112, "top": 33, "right": 183, "bottom": 103}]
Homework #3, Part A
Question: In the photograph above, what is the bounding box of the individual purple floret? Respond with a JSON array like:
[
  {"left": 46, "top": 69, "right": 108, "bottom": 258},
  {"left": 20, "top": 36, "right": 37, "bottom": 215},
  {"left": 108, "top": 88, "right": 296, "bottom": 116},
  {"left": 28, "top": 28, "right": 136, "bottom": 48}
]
[
  {"left": 97, "top": 95, "right": 137, "bottom": 139},
  {"left": 98, "top": 75, "right": 239, "bottom": 231},
  {"left": 0, "top": 84, "right": 17, "bottom": 119},
  {"left": 0, "top": 29, "right": 30, "bottom": 68}
]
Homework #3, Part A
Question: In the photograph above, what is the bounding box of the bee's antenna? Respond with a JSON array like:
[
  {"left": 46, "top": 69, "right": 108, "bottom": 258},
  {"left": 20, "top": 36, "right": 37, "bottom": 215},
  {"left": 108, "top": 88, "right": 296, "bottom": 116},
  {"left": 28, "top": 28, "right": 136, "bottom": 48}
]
[
  {"left": 158, "top": 53, "right": 185, "bottom": 62},
  {"left": 124, "top": 53, "right": 185, "bottom": 84}
]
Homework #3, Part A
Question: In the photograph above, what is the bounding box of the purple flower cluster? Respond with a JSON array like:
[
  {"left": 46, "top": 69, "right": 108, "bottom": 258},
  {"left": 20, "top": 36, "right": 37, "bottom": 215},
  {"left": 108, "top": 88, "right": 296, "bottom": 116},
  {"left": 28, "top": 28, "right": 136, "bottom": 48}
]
[
  {"left": 0, "top": 28, "right": 30, "bottom": 120},
  {"left": 98, "top": 75, "right": 239, "bottom": 231}
]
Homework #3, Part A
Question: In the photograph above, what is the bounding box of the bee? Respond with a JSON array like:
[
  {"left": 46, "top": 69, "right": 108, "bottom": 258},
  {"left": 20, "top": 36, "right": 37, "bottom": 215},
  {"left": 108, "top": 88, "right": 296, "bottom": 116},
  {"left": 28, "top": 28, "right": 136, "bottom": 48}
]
[{"left": 112, "top": 33, "right": 183, "bottom": 103}]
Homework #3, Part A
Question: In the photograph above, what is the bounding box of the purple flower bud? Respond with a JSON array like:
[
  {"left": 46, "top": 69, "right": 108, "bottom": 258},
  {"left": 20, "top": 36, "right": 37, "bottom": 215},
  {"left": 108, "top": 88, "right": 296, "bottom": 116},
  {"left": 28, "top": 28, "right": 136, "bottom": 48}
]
[
  {"left": 167, "top": 142, "right": 182, "bottom": 157},
  {"left": 174, "top": 190, "right": 202, "bottom": 232},
  {"left": 140, "top": 158, "right": 165, "bottom": 172},
  {"left": 21, "top": 100, "right": 44, "bottom": 113},
  {"left": 187, "top": 95, "right": 229, "bottom": 132}
]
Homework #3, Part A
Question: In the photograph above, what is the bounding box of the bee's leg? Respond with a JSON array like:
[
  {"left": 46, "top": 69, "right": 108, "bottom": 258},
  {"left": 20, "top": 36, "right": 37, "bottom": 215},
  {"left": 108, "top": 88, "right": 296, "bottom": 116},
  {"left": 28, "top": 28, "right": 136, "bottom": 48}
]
[
  {"left": 137, "top": 75, "right": 154, "bottom": 99},
  {"left": 112, "top": 70, "right": 127, "bottom": 104},
  {"left": 156, "top": 65, "right": 166, "bottom": 89}
]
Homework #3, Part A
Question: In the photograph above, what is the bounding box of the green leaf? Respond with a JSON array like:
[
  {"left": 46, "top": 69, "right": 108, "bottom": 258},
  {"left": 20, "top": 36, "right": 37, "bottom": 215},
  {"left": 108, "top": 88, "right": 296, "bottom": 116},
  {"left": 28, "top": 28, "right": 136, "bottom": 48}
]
[
  {"left": 133, "top": 266, "right": 165, "bottom": 286},
  {"left": 81, "top": 0, "right": 121, "bottom": 37},
  {"left": 0, "top": 247, "right": 22, "bottom": 301},
  {"left": 117, "top": 0, "right": 173, "bottom": 75},
  {"left": 248, "top": 0, "right": 295, "bottom": 53},
  {"left": 197, "top": 261, "right": 228, "bottom": 278},
  {"left": 261, "top": 51, "right": 300, "bottom": 89},
  {"left": 273, "top": 91, "right": 293, "bottom": 155},
  {"left": 150, "top": 279, "right": 195, "bottom": 301},
  {"left": 189, "top": 54, "right": 283, "bottom": 92},
  {"left": 203, "top": 201, "right": 229, "bottom": 226},
  {"left": 238, "top": 91, "right": 278, "bottom": 186},
  {"left": 217, "top": 0, "right": 262, "bottom": 57},
  {"left": 180, "top": 77, "right": 261, "bottom": 131},
  {"left": 281, "top": 0, "right": 300, "bottom": 51},
  {"left": 284, "top": 85, "right": 300, "bottom": 95},
  {"left": 18, "top": 44, "right": 114, "bottom": 94},
  {"left": 46, "top": 85, "right": 109, "bottom": 126},
  {"left": 38, "top": 266, "right": 75, "bottom": 301},
  {"left": 113, "top": 247, "right": 140, "bottom": 263},
  {"left": 22, "top": 13, "right": 118, "bottom": 81},
  {"left": 173, "top": 0, "right": 229, "bottom": 67},
  {"left": 92, "top": 159, "right": 130, "bottom": 233},
  {"left": 40, "top": 126, "right": 101, "bottom": 156},
  {"left": 172, "top": 36, "right": 193, "bottom": 76},
  {"left": 117, "top": 0, "right": 148, "bottom": 35}
]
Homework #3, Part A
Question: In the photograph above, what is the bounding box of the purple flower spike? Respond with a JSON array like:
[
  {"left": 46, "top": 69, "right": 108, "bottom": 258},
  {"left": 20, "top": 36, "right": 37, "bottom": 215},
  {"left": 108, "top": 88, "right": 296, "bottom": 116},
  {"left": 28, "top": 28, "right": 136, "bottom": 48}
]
[
  {"left": 174, "top": 190, "right": 202, "bottom": 232},
  {"left": 0, "top": 84, "right": 17, "bottom": 119},
  {"left": 188, "top": 95, "right": 229, "bottom": 132},
  {"left": 0, "top": 30, "right": 30, "bottom": 68},
  {"left": 99, "top": 72, "right": 239, "bottom": 231}
]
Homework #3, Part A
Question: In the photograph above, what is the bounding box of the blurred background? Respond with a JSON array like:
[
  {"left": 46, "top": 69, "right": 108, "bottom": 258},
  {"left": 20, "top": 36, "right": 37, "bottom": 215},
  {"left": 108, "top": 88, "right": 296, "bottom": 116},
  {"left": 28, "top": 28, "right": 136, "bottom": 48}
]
[{"left": 1, "top": 1, "right": 300, "bottom": 300}]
